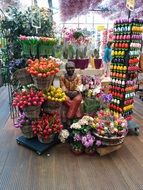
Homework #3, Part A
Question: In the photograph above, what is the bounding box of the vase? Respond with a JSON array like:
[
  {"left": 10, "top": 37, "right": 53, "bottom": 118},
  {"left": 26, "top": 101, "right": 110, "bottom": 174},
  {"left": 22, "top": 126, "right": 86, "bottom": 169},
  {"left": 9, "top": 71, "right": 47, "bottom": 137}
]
[
  {"left": 94, "top": 59, "right": 102, "bottom": 69},
  {"left": 38, "top": 135, "right": 54, "bottom": 144}
]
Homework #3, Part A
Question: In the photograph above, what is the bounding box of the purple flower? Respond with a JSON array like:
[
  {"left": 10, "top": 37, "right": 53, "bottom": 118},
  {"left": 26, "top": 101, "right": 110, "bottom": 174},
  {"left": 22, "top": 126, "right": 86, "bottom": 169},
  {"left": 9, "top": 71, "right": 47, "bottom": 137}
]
[
  {"left": 96, "top": 140, "right": 102, "bottom": 147},
  {"left": 74, "top": 134, "right": 81, "bottom": 141}
]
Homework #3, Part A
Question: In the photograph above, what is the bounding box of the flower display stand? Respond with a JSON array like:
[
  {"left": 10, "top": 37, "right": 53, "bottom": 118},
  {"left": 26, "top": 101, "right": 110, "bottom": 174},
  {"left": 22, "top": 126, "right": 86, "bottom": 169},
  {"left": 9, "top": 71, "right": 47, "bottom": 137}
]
[
  {"left": 16, "top": 135, "right": 60, "bottom": 155},
  {"left": 96, "top": 144, "right": 123, "bottom": 156}
]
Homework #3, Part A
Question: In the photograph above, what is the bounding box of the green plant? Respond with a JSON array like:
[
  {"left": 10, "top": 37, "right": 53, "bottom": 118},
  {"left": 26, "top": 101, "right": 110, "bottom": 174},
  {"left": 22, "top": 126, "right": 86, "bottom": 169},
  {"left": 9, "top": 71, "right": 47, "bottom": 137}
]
[{"left": 1, "top": 6, "right": 55, "bottom": 63}]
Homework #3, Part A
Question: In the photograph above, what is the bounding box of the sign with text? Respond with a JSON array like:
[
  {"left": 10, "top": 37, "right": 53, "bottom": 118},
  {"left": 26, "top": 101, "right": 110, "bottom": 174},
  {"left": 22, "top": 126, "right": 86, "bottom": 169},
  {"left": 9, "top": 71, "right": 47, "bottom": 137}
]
[{"left": 126, "top": 0, "right": 135, "bottom": 11}]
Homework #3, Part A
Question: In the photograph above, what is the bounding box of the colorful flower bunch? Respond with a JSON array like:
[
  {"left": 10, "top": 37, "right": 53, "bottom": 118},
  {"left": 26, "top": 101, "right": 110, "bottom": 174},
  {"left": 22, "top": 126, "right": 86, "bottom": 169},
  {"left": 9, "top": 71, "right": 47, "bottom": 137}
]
[
  {"left": 92, "top": 110, "right": 128, "bottom": 138},
  {"left": 12, "top": 86, "right": 44, "bottom": 109},
  {"left": 69, "top": 116, "right": 102, "bottom": 153},
  {"left": 14, "top": 112, "right": 30, "bottom": 128},
  {"left": 32, "top": 113, "right": 63, "bottom": 141},
  {"left": 62, "top": 28, "right": 91, "bottom": 46},
  {"left": 19, "top": 36, "right": 57, "bottom": 46},
  {"left": 44, "top": 86, "right": 66, "bottom": 102},
  {"left": 27, "top": 57, "right": 61, "bottom": 77},
  {"left": 9, "top": 58, "right": 26, "bottom": 73}
]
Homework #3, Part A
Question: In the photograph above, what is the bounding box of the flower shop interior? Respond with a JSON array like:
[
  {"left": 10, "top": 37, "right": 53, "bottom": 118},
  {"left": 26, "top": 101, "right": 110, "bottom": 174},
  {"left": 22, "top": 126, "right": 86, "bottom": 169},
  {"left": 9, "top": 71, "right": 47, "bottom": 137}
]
[{"left": 0, "top": 0, "right": 143, "bottom": 189}]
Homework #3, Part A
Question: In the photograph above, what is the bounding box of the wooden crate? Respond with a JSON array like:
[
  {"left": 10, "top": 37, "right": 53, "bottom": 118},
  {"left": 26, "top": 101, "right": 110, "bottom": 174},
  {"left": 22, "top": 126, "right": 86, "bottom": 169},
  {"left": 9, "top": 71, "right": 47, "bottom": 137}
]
[{"left": 96, "top": 144, "right": 123, "bottom": 156}]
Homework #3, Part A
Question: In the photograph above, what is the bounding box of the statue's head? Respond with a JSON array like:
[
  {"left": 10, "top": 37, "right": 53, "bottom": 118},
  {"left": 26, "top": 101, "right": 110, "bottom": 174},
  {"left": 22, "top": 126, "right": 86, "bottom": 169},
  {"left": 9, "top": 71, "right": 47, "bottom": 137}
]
[{"left": 65, "top": 61, "right": 75, "bottom": 76}]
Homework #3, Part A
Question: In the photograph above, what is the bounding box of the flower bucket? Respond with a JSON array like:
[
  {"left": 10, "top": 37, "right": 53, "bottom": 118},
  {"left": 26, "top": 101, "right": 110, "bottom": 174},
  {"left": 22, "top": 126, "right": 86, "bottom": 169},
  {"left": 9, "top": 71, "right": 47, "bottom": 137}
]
[
  {"left": 32, "top": 75, "right": 55, "bottom": 90},
  {"left": 43, "top": 100, "right": 61, "bottom": 114},
  {"left": 23, "top": 105, "right": 41, "bottom": 119},
  {"left": 94, "top": 59, "right": 102, "bottom": 69},
  {"left": 14, "top": 68, "right": 33, "bottom": 86},
  {"left": 38, "top": 134, "right": 54, "bottom": 144},
  {"left": 68, "top": 59, "right": 89, "bottom": 69},
  {"left": 20, "top": 125, "right": 35, "bottom": 139}
]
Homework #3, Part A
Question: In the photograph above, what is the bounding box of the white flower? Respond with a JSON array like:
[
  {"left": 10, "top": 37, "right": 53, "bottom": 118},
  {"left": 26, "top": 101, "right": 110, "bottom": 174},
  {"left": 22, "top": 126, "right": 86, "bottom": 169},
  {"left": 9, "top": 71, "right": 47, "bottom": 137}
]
[
  {"left": 82, "top": 116, "right": 94, "bottom": 122},
  {"left": 58, "top": 129, "right": 69, "bottom": 143},
  {"left": 70, "top": 123, "right": 81, "bottom": 129},
  {"left": 78, "top": 119, "right": 88, "bottom": 126}
]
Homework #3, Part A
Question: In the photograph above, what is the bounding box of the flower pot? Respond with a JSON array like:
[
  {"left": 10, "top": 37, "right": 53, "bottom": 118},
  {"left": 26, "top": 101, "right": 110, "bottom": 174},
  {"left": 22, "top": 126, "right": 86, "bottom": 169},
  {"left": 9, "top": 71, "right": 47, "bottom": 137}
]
[
  {"left": 70, "top": 145, "right": 84, "bottom": 155},
  {"left": 94, "top": 59, "right": 102, "bottom": 69},
  {"left": 68, "top": 59, "right": 89, "bottom": 69},
  {"left": 32, "top": 75, "right": 55, "bottom": 90},
  {"left": 20, "top": 125, "right": 35, "bottom": 139},
  {"left": 38, "top": 134, "right": 54, "bottom": 144},
  {"left": 85, "top": 147, "right": 96, "bottom": 155},
  {"left": 23, "top": 105, "right": 41, "bottom": 119}
]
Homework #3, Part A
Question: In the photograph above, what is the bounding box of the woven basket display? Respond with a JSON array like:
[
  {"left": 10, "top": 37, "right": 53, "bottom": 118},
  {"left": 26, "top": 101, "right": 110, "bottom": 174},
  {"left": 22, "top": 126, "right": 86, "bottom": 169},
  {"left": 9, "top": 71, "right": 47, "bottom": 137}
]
[
  {"left": 43, "top": 100, "right": 61, "bottom": 114},
  {"left": 23, "top": 105, "right": 41, "bottom": 119},
  {"left": 14, "top": 68, "right": 33, "bottom": 86},
  {"left": 20, "top": 125, "right": 35, "bottom": 139},
  {"left": 32, "top": 75, "right": 54, "bottom": 90},
  {"left": 94, "top": 132, "right": 127, "bottom": 146}
]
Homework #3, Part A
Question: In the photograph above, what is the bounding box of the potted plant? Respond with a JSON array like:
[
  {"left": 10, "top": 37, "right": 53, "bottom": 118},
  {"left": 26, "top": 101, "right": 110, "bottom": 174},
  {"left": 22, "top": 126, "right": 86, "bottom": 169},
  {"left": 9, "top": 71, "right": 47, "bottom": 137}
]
[
  {"left": 62, "top": 28, "right": 91, "bottom": 69},
  {"left": 70, "top": 116, "right": 97, "bottom": 155},
  {"left": 32, "top": 112, "right": 63, "bottom": 143}
]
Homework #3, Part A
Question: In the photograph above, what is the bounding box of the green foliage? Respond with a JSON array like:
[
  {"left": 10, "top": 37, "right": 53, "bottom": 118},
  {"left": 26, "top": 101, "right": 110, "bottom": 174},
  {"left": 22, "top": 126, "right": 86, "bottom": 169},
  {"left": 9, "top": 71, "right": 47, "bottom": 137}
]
[{"left": 1, "top": 6, "right": 54, "bottom": 63}]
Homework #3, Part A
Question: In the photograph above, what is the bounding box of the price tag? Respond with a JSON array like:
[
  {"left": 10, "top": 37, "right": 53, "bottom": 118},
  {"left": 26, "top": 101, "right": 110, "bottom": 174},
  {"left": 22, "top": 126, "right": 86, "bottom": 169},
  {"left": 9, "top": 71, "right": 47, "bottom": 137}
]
[{"left": 126, "top": 0, "right": 135, "bottom": 11}]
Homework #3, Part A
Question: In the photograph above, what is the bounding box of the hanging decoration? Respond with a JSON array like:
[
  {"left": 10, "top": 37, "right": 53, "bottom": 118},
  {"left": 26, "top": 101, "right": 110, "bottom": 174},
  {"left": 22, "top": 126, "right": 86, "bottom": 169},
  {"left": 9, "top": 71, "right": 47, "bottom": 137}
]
[{"left": 60, "top": 0, "right": 143, "bottom": 21}]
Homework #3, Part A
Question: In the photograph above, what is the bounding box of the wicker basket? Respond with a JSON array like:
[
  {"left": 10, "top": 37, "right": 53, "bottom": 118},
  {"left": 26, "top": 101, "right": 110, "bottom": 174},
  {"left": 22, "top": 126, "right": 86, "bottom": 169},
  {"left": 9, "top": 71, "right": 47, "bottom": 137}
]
[
  {"left": 14, "top": 68, "right": 33, "bottom": 86},
  {"left": 38, "top": 134, "right": 54, "bottom": 144},
  {"left": 20, "top": 125, "right": 35, "bottom": 139},
  {"left": 23, "top": 105, "right": 41, "bottom": 119},
  {"left": 94, "top": 132, "right": 127, "bottom": 146},
  {"left": 32, "top": 75, "right": 55, "bottom": 90},
  {"left": 43, "top": 100, "right": 61, "bottom": 114}
]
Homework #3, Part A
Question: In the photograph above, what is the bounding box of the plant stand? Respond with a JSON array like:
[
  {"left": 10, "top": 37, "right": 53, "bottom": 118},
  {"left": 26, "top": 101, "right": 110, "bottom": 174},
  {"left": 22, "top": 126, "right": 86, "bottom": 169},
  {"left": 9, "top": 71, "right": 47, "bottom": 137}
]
[
  {"left": 96, "top": 144, "right": 123, "bottom": 156},
  {"left": 16, "top": 135, "right": 60, "bottom": 155}
]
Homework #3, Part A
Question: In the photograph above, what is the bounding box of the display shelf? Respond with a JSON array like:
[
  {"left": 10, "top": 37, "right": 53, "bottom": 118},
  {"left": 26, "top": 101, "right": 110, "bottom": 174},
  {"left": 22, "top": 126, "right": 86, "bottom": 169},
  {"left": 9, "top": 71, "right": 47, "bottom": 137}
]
[
  {"left": 16, "top": 135, "right": 60, "bottom": 155},
  {"left": 110, "top": 19, "right": 143, "bottom": 120}
]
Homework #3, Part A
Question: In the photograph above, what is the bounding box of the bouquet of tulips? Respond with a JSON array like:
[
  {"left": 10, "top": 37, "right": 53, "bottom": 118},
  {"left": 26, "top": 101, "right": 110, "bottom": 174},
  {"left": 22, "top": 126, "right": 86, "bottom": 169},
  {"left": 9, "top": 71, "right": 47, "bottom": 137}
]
[
  {"left": 12, "top": 85, "right": 44, "bottom": 109},
  {"left": 32, "top": 113, "right": 63, "bottom": 143},
  {"left": 44, "top": 86, "right": 66, "bottom": 102},
  {"left": 27, "top": 57, "right": 61, "bottom": 78}
]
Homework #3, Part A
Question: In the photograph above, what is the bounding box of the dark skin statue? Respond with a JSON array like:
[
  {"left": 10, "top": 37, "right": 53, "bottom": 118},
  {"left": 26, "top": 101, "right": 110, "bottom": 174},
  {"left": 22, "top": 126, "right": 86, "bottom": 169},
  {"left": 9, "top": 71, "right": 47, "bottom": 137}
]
[{"left": 65, "top": 63, "right": 79, "bottom": 99}]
